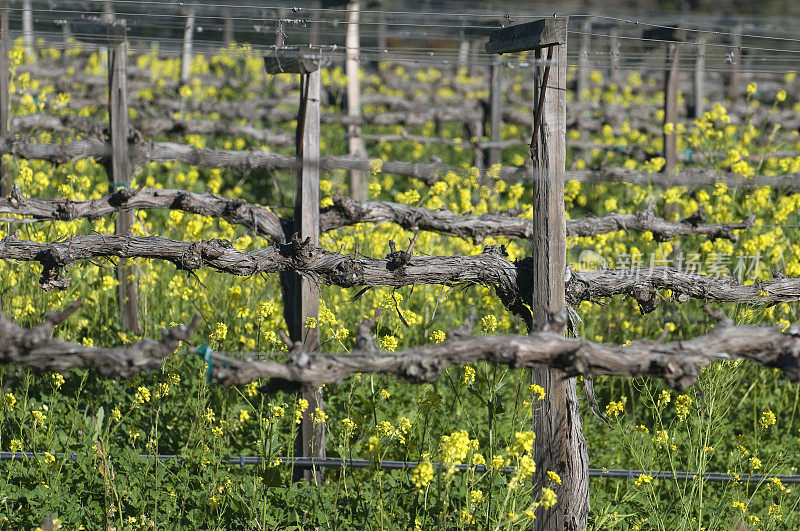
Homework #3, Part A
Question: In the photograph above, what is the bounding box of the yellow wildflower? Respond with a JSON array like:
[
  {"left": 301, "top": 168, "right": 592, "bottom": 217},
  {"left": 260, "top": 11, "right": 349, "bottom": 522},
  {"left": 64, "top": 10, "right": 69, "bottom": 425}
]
[
  {"left": 134, "top": 386, "right": 151, "bottom": 404},
  {"left": 605, "top": 396, "right": 627, "bottom": 418},
  {"left": 430, "top": 330, "right": 446, "bottom": 343},
  {"left": 210, "top": 322, "right": 228, "bottom": 343},
  {"left": 412, "top": 460, "right": 434, "bottom": 490},
  {"left": 530, "top": 384, "right": 546, "bottom": 400},
  {"left": 759, "top": 410, "right": 777, "bottom": 429},
  {"left": 312, "top": 408, "right": 327, "bottom": 425},
  {"left": 511, "top": 431, "right": 535, "bottom": 456},
  {"left": 547, "top": 471, "right": 562, "bottom": 485},
  {"left": 294, "top": 398, "right": 309, "bottom": 424},
  {"left": 463, "top": 366, "right": 475, "bottom": 385},
  {"left": 379, "top": 335, "right": 398, "bottom": 351},
  {"left": 539, "top": 488, "right": 557, "bottom": 508},
  {"left": 1, "top": 392, "right": 16, "bottom": 410}
]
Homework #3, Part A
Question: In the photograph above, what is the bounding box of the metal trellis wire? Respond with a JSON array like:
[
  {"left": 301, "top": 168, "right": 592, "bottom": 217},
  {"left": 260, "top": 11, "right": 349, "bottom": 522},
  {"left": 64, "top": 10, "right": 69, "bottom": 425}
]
[{"left": 1, "top": 452, "right": 798, "bottom": 484}]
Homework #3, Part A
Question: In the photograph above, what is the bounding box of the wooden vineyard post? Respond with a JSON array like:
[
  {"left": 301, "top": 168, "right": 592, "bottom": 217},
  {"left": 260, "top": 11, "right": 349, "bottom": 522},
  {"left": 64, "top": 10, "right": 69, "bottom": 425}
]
[
  {"left": 0, "top": 2, "right": 9, "bottom": 196},
  {"left": 458, "top": 18, "right": 470, "bottom": 69},
  {"left": 727, "top": 22, "right": 742, "bottom": 101},
  {"left": 663, "top": 43, "right": 680, "bottom": 176},
  {"left": 72, "top": 19, "right": 141, "bottom": 332},
  {"left": 223, "top": 11, "right": 234, "bottom": 46},
  {"left": 108, "top": 22, "right": 141, "bottom": 333},
  {"left": 486, "top": 17, "right": 589, "bottom": 530},
  {"left": 346, "top": 0, "right": 366, "bottom": 200},
  {"left": 310, "top": 0, "right": 320, "bottom": 46},
  {"left": 100, "top": 0, "right": 114, "bottom": 66},
  {"left": 486, "top": 54, "right": 503, "bottom": 168},
  {"left": 22, "top": 0, "right": 34, "bottom": 61},
  {"left": 60, "top": 21, "right": 72, "bottom": 68},
  {"left": 693, "top": 38, "right": 706, "bottom": 119},
  {"left": 468, "top": 39, "right": 481, "bottom": 77},
  {"left": 376, "top": 11, "right": 387, "bottom": 52},
  {"left": 529, "top": 20, "right": 589, "bottom": 531},
  {"left": 265, "top": 48, "right": 325, "bottom": 484},
  {"left": 180, "top": 7, "right": 196, "bottom": 86},
  {"left": 609, "top": 28, "right": 620, "bottom": 83},
  {"left": 275, "top": 8, "right": 286, "bottom": 48},
  {"left": 577, "top": 18, "right": 591, "bottom": 100}
]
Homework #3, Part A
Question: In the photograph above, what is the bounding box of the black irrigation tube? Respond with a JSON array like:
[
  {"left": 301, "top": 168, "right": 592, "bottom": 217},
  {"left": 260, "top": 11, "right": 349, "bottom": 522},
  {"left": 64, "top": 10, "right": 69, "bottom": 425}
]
[{"left": 2, "top": 452, "right": 799, "bottom": 484}]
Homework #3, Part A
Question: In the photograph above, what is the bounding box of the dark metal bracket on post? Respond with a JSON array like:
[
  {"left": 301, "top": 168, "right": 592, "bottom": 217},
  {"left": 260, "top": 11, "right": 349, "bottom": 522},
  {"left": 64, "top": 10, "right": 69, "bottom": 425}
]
[
  {"left": 530, "top": 45, "right": 554, "bottom": 163},
  {"left": 264, "top": 46, "right": 322, "bottom": 75},
  {"left": 296, "top": 73, "right": 312, "bottom": 163}
]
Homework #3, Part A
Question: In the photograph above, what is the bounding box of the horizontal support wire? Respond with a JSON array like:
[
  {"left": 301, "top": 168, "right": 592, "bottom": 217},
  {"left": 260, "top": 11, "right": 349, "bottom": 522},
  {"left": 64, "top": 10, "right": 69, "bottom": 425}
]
[
  {"left": 9, "top": 4, "right": 800, "bottom": 70},
  {"left": 18, "top": 1, "right": 800, "bottom": 47},
  {"left": 6, "top": 40, "right": 798, "bottom": 72},
  {"left": 15, "top": 2, "right": 800, "bottom": 51},
  {"left": 10, "top": 43, "right": 794, "bottom": 70},
  {"left": 0, "top": 451, "right": 795, "bottom": 483}
]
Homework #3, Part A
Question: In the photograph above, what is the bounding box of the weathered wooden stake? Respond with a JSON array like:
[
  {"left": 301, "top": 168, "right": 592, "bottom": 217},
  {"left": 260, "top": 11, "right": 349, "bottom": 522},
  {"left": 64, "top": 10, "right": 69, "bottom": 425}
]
[
  {"left": 275, "top": 8, "right": 286, "bottom": 47},
  {"left": 180, "top": 8, "right": 196, "bottom": 86},
  {"left": 487, "top": 17, "right": 589, "bottom": 530},
  {"left": 61, "top": 21, "right": 72, "bottom": 41},
  {"left": 294, "top": 67, "right": 324, "bottom": 484},
  {"left": 0, "top": 2, "right": 9, "bottom": 196},
  {"left": 663, "top": 43, "right": 680, "bottom": 176},
  {"left": 102, "top": 0, "right": 114, "bottom": 19},
  {"left": 530, "top": 22, "right": 588, "bottom": 531},
  {"left": 107, "top": 23, "right": 140, "bottom": 334},
  {"left": 487, "top": 54, "right": 503, "bottom": 167},
  {"left": 577, "top": 18, "right": 591, "bottom": 100},
  {"left": 609, "top": 28, "right": 620, "bottom": 83},
  {"left": 223, "top": 11, "right": 234, "bottom": 45},
  {"left": 266, "top": 48, "right": 325, "bottom": 484},
  {"left": 377, "top": 11, "right": 387, "bottom": 52},
  {"left": 468, "top": 39, "right": 481, "bottom": 77},
  {"left": 458, "top": 44, "right": 469, "bottom": 71},
  {"left": 309, "top": 0, "right": 320, "bottom": 46},
  {"left": 346, "top": 1, "right": 366, "bottom": 200},
  {"left": 100, "top": 1, "right": 114, "bottom": 71},
  {"left": 22, "top": 0, "right": 34, "bottom": 61},
  {"left": 727, "top": 22, "right": 742, "bottom": 101},
  {"left": 296, "top": 68, "right": 324, "bottom": 484},
  {"left": 458, "top": 19, "right": 469, "bottom": 69},
  {"left": 60, "top": 21, "right": 72, "bottom": 68},
  {"left": 693, "top": 38, "right": 705, "bottom": 119}
]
